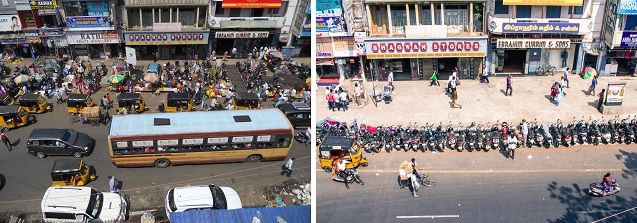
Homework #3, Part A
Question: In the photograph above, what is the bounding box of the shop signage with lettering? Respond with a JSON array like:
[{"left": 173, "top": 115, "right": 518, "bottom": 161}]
[
  {"left": 37, "top": 9, "right": 58, "bottom": 16},
  {"left": 67, "top": 31, "right": 120, "bottom": 44},
  {"left": 215, "top": 31, "right": 269, "bottom": 38},
  {"left": 66, "top": 16, "right": 111, "bottom": 29},
  {"left": 364, "top": 38, "right": 488, "bottom": 59},
  {"left": 503, "top": 0, "right": 583, "bottom": 6},
  {"left": 618, "top": 0, "right": 637, "bottom": 15},
  {"left": 41, "top": 28, "right": 63, "bottom": 36},
  {"left": 30, "top": 0, "right": 56, "bottom": 9},
  {"left": 222, "top": 0, "right": 282, "bottom": 8},
  {"left": 24, "top": 31, "right": 40, "bottom": 37},
  {"left": 605, "top": 83, "right": 626, "bottom": 106},
  {"left": 124, "top": 32, "right": 209, "bottom": 45},
  {"left": 153, "top": 23, "right": 182, "bottom": 32},
  {"left": 620, "top": 31, "right": 637, "bottom": 47},
  {"left": 502, "top": 22, "right": 580, "bottom": 34},
  {"left": 16, "top": 0, "right": 31, "bottom": 10},
  {"left": 333, "top": 36, "right": 356, "bottom": 57},
  {"left": 497, "top": 39, "right": 571, "bottom": 48}
]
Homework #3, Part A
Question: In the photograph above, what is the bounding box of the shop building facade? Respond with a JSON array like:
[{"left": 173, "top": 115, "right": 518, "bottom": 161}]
[
  {"left": 600, "top": 0, "right": 637, "bottom": 76},
  {"left": 208, "top": 0, "right": 298, "bottom": 56},
  {"left": 123, "top": 0, "right": 209, "bottom": 60},
  {"left": 62, "top": 0, "right": 121, "bottom": 59},
  {"left": 362, "top": 0, "right": 488, "bottom": 80},
  {"left": 486, "top": 0, "right": 595, "bottom": 75}
]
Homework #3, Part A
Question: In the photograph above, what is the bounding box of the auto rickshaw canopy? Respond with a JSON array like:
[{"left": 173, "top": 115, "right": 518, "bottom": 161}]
[
  {"left": 18, "top": 93, "right": 43, "bottom": 103},
  {"left": 67, "top": 94, "right": 93, "bottom": 107},
  {"left": 167, "top": 92, "right": 190, "bottom": 104},
  {"left": 117, "top": 93, "right": 143, "bottom": 105},
  {"left": 234, "top": 92, "right": 260, "bottom": 108},
  {"left": 50, "top": 159, "right": 84, "bottom": 175},
  {"left": 319, "top": 136, "right": 356, "bottom": 153}
]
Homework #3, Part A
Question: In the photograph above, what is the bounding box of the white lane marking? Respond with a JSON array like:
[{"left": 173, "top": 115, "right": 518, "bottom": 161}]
[
  {"left": 591, "top": 207, "right": 637, "bottom": 223},
  {"left": 130, "top": 209, "right": 158, "bottom": 216},
  {"left": 396, "top": 215, "right": 460, "bottom": 219}
]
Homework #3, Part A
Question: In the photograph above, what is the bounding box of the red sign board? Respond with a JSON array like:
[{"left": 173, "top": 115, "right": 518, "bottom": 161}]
[{"left": 222, "top": 0, "right": 282, "bottom": 8}]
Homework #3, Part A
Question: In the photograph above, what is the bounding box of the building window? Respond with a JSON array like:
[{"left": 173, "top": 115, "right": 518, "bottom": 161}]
[
  {"left": 268, "top": 1, "right": 288, "bottom": 16},
  {"left": 546, "top": 6, "right": 561, "bottom": 18},
  {"left": 444, "top": 5, "right": 468, "bottom": 28},
  {"left": 572, "top": 6, "right": 583, "bottom": 14},
  {"left": 420, "top": 5, "right": 431, "bottom": 25},
  {"left": 215, "top": 3, "right": 225, "bottom": 16},
  {"left": 180, "top": 8, "right": 196, "bottom": 26},
  {"left": 161, "top": 8, "right": 170, "bottom": 22},
  {"left": 390, "top": 5, "right": 407, "bottom": 29},
  {"left": 229, "top": 8, "right": 241, "bottom": 17},
  {"left": 374, "top": 6, "right": 383, "bottom": 27},
  {"left": 142, "top": 9, "right": 153, "bottom": 28},
  {"left": 516, "top": 6, "right": 531, "bottom": 18},
  {"left": 409, "top": 5, "right": 416, "bottom": 25},
  {"left": 127, "top": 9, "right": 141, "bottom": 28},
  {"left": 494, "top": 0, "right": 508, "bottom": 15}
]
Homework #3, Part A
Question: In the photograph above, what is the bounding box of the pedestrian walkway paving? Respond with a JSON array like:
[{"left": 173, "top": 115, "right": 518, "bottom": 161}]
[{"left": 317, "top": 75, "right": 637, "bottom": 126}]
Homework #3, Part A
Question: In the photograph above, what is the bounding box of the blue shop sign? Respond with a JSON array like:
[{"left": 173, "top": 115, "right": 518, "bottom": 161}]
[
  {"left": 618, "top": 0, "right": 637, "bottom": 15},
  {"left": 301, "top": 28, "right": 310, "bottom": 37},
  {"left": 620, "top": 31, "right": 637, "bottom": 47},
  {"left": 66, "top": 16, "right": 111, "bottom": 28},
  {"left": 502, "top": 22, "right": 580, "bottom": 34}
]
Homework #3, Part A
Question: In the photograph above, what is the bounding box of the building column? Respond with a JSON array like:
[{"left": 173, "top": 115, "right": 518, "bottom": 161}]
[
  {"left": 159, "top": 8, "right": 162, "bottom": 22},
  {"left": 387, "top": 4, "right": 393, "bottom": 35},
  {"left": 176, "top": 8, "right": 179, "bottom": 22},
  {"left": 366, "top": 5, "right": 373, "bottom": 33},
  {"left": 196, "top": 7, "right": 200, "bottom": 28},
  {"left": 139, "top": 8, "right": 142, "bottom": 28},
  {"left": 415, "top": 4, "right": 420, "bottom": 25},
  {"left": 469, "top": 3, "right": 473, "bottom": 33},
  {"left": 441, "top": 3, "right": 445, "bottom": 25},
  {"left": 152, "top": 8, "right": 155, "bottom": 23},
  {"left": 170, "top": 8, "right": 173, "bottom": 22},
  {"left": 430, "top": 3, "right": 435, "bottom": 25},
  {"left": 406, "top": 4, "right": 410, "bottom": 26}
]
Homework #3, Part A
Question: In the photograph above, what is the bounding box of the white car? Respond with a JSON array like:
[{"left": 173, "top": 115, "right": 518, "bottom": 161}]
[
  {"left": 41, "top": 186, "right": 128, "bottom": 223},
  {"left": 166, "top": 184, "right": 242, "bottom": 219}
]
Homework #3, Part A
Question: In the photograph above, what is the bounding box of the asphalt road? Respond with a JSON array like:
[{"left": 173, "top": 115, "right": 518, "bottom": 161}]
[
  {"left": 0, "top": 63, "right": 311, "bottom": 221},
  {"left": 317, "top": 146, "right": 637, "bottom": 223}
]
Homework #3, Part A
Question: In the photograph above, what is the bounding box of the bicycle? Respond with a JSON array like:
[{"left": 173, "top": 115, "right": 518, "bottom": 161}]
[
  {"left": 416, "top": 172, "right": 436, "bottom": 187},
  {"left": 536, "top": 65, "right": 557, "bottom": 76}
]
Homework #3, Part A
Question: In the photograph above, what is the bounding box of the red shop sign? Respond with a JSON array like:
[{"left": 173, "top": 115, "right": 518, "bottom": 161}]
[
  {"left": 380, "top": 43, "right": 387, "bottom": 52},
  {"left": 396, "top": 43, "right": 403, "bottom": 52}
]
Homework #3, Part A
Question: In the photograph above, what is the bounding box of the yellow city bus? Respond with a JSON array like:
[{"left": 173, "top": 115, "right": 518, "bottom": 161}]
[{"left": 107, "top": 109, "right": 294, "bottom": 168}]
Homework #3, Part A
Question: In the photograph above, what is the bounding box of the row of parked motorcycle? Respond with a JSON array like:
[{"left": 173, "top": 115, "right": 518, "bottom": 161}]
[{"left": 317, "top": 115, "right": 637, "bottom": 153}]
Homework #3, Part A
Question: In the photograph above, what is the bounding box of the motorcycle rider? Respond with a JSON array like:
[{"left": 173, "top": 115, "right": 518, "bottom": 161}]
[
  {"left": 410, "top": 158, "right": 423, "bottom": 180},
  {"left": 602, "top": 172, "right": 616, "bottom": 194}
]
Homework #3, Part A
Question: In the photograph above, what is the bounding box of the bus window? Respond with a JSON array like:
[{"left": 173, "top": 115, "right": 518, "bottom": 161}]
[{"left": 275, "top": 135, "right": 291, "bottom": 148}]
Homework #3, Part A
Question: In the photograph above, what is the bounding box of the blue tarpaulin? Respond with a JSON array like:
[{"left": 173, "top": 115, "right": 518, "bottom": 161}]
[{"left": 169, "top": 205, "right": 311, "bottom": 223}]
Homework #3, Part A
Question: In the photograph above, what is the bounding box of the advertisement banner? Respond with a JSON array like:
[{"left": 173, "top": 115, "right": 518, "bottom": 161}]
[
  {"left": 620, "top": 31, "right": 637, "bottom": 47},
  {"left": 496, "top": 39, "right": 571, "bottom": 48},
  {"left": 605, "top": 83, "right": 626, "bottom": 106},
  {"left": 0, "top": 15, "right": 22, "bottom": 32},
  {"left": 124, "top": 32, "right": 209, "bottom": 45},
  {"left": 125, "top": 47, "right": 137, "bottom": 66},
  {"left": 333, "top": 37, "right": 356, "bottom": 58},
  {"left": 316, "top": 37, "right": 334, "bottom": 58},
  {"left": 30, "top": 0, "right": 56, "bottom": 9},
  {"left": 16, "top": 0, "right": 31, "bottom": 10},
  {"left": 41, "top": 28, "right": 63, "bottom": 37},
  {"left": 503, "top": 0, "right": 583, "bottom": 6},
  {"left": 316, "top": 0, "right": 342, "bottom": 17},
  {"left": 87, "top": 1, "right": 109, "bottom": 17},
  {"left": 502, "top": 22, "right": 580, "bottom": 34},
  {"left": 364, "top": 38, "right": 488, "bottom": 59},
  {"left": 215, "top": 31, "right": 269, "bottom": 38},
  {"left": 37, "top": 9, "right": 58, "bottom": 16},
  {"left": 354, "top": 32, "right": 366, "bottom": 56},
  {"left": 221, "top": 0, "right": 282, "bottom": 8},
  {"left": 67, "top": 31, "right": 120, "bottom": 45},
  {"left": 66, "top": 16, "right": 111, "bottom": 29},
  {"left": 316, "top": 17, "right": 344, "bottom": 33},
  {"left": 619, "top": 0, "right": 637, "bottom": 14}
]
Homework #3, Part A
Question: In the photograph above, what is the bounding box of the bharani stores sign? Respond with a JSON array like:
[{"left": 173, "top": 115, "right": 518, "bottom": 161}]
[{"left": 497, "top": 39, "right": 571, "bottom": 49}]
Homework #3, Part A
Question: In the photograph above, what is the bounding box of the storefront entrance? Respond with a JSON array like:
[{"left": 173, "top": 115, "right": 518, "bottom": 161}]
[
  {"left": 437, "top": 58, "right": 458, "bottom": 74},
  {"left": 496, "top": 50, "right": 527, "bottom": 74}
]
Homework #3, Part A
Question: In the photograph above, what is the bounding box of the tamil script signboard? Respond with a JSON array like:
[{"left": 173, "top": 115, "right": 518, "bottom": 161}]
[
  {"left": 497, "top": 39, "right": 571, "bottom": 49},
  {"left": 605, "top": 83, "right": 626, "bottom": 106},
  {"left": 502, "top": 22, "right": 580, "bottom": 34}
]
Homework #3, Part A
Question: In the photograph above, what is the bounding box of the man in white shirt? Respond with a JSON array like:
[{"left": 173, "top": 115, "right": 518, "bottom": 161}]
[
  {"left": 280, "top": 157, "right": 295, "bottom": 177},
  {"left": 339, "top": 91, "right": 348, "bottom": 111},
  {"left": 108, "top": 175, "right": 120, "bottom": 193}
]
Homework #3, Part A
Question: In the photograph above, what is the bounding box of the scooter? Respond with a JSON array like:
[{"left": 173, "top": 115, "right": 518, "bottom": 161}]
[
  {"left": 589, "top": 181, "right": 620, "bottom": 197},
  {"left": 333, "top": 169, "right": 364, "bottom": 189}
]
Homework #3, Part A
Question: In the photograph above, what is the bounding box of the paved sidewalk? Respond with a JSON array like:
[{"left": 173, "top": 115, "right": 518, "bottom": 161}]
[{"left": 317, "top": 76, "right": 637, "bottom": 125}]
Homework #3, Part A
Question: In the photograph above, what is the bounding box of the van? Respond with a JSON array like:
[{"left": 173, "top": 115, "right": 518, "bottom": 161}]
[
  {"left": 277, "top": 102, "right": 310, "bottom": 128},
  {"left": 41, "top": 186, "right": 128, "bottom": 223},
  {"left": 27, "top": 128, "right": 95, "bottom": 159}
]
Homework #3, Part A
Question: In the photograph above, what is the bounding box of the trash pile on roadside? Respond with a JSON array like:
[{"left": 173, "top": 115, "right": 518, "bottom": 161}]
[{"left": 263, "top": 179, "right": 311, "bottom": 207}]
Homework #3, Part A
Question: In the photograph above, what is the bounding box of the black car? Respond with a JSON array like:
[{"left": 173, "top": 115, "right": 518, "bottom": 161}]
[
  {"left": 277, "top": 102, "right": 310, "bottom": 128},
  {"left": 27, "top": 129, "right": 95, "bottom": 159}
]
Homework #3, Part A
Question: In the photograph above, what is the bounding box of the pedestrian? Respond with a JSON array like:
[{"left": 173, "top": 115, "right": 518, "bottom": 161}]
[
  {"left": 280, "top": 157, "right": 295, "bottom": 177},
  {"left": 451, "top": 88, "right": 461, "bottom": 109},
  {"left": 521, "top": 119, "right": 528, "bottom": 147},
  {"left": 597, "top": 89, "right": 606, "bottom": 111},
  {"left": 339, "top": 91, "right": 348, "bottom": 111},
  {"left": 447, "top": 75, "right": 456, "bottom": 94},
  {"left": 54, "top": 87, "right": 63, "bottom": 103},
  {"left": 563, "top": 68, "right": 570, "bottom": 88},
  {"left": 555, "top": 86, "right": 563, "bottom": 106},
  {"left": 508, "top": 133, "right": 518, "bottom": 160},
  {"left": 108, "top": 175, "right": 120, "bottom": 193},
  {"left": 388, "top": 71, "right": 394, "bottom": 89},
  {"left": 505, "top": 74, "right": 512, "bottom": 96},
  {"left": 560, "top": 77, "right": 567, "bottom": 97},
  {"left": 101, "top": 95, "right": 109, "bottom": 109},
  {"left": 481, "top": 70, "right": 490, "bottom": 83},
  {"left": 409, "top": 172, "right": 419, "bottom": 198},
  {"left": 430, "top": 70, "right": 439, "bottom": 86},
  {"left": 589, "top": 75, "right": 598, "bottom": 96},
  {"left": 158, "top": 102, "right": 165, "bottom": 113},
  {"left": 334, "top": 92, "right": 341, "bottom": 111},
  {"left": 1, "top": 131, "right": 12, "bottom": 151},
  {"left": 232, "top": 47, "right": 238, "bottom": 58}
]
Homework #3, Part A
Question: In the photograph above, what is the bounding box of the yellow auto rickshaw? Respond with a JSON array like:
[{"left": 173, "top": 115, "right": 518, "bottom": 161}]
[
  {"left": 50, "top": 159, "right": 96, "bottom": 186},
  {"left": 66, "top": 94, "right": 95, "bottom": 114},
  {"left": 166, "top": 92, "right": 194, "bottom": 112},
  {"left": 18, "top": 93, "right": 52, "bottom": 114},
  {"left": 318, "top": 136, "right": 368, "bottom": 172},
  {"left": 0, "top": 105, "right": 33, "bottom": 129},
  {"left": 116, "top": 93, "right": 148, "bottom": 114},
  {"left": 233, "top": 92, "right": 261, "bottom": 110}
]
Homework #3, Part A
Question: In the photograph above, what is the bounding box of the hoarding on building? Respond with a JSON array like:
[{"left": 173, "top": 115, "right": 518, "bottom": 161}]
[
  {"left": 618, "top": 0, "right": 637, "bottom": 14},
  {"left": 364, "top": 38, "right": 488, "bottom": 59},
  {"left": 333, "top": 36, "right": 356, "bottom": 57},
  {"left": 29, "top": 0, "right": 55, "bottom": 9},
  {"left": 0, "top": 15, "right": 21, "bottom": 32},
  {"left": 66, "top": 16, "right": 111, "bottom": 29},
  {"left": 215, "top": 31, "right": 269, "bottom": 38},
  {"left": 67, "top": 31, "right": 120, "bottom": 44},
  {"left": 124, "top": 32, "right": 209, "bottom": 45},
  {"left": 221, "top": 0, "right": 282, "bottom": 8},
  {"left": 502, "top": 22, "right": 580, "bottom": 34},
  {"left": 620, "top": 31, "right": 637, "bottom": 47},
  {"left": 503, "top": 0, "right": 583, "bottom": 6},
  {"left": 496, "top": 39, "right": 571, "bottom": 49}
]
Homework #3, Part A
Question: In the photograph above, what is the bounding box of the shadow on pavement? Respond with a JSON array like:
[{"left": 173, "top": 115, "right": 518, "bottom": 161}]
[
  {"left": 546, "top": 149, "right": 637, "bottom": 223},
  {"left": 0, "top": 174, "right": 5, "bottom": 192},
  {"left": 10, "top": 139, "right": 19, "bottom": 147}
]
